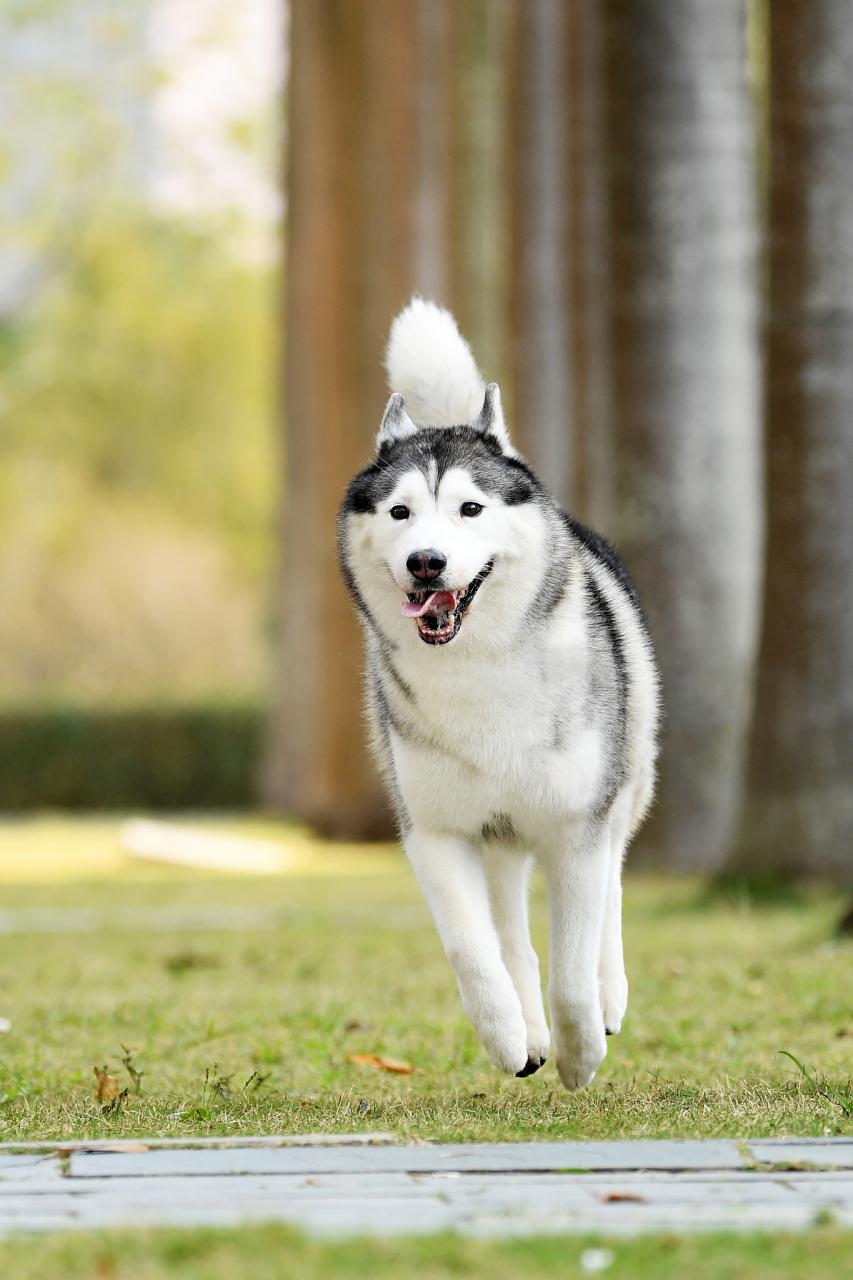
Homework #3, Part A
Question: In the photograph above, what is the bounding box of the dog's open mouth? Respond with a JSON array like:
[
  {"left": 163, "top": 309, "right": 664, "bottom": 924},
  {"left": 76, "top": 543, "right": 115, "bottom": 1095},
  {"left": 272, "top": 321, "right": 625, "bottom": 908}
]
[{"left": 400, "top": 562, "right": 493, "bottom": 645}]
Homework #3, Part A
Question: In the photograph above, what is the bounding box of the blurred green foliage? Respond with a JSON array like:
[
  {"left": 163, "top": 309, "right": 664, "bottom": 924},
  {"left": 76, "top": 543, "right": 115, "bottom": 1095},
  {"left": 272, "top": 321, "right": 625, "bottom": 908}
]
[
  {"left": 1, "top": 209, "right": 277, "bottom": 574},
  {"left": 0, "top": 210, "right": 278, "bottom": 705}
]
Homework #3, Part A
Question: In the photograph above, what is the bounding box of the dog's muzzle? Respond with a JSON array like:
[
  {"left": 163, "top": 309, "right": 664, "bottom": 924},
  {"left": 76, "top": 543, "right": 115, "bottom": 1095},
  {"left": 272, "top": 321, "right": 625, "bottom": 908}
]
[{"left": 400, "top": 562, "right": 493, "bottom": 645}]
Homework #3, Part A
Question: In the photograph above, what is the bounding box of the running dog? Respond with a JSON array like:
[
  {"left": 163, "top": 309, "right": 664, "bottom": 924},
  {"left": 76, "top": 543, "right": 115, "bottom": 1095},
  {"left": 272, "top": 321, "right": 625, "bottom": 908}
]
[{"left": 339, "top": 298, "right": 659, "bottom": 1089}]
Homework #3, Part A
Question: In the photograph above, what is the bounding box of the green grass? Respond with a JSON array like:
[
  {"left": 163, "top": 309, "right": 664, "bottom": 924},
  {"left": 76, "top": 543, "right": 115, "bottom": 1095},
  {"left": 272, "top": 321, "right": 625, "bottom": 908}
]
[
  {"left": 0, "top": 825, "right": 851, "bottom": 1144},
  {"left": 2, "top": 1224, "right": 853, "bottom": 1280}
]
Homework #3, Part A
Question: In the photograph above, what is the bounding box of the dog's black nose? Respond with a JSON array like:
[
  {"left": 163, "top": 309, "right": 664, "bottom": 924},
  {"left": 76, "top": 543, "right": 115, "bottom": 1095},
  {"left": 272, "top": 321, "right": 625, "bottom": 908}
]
[{"left": 407, "top": 549, "right": 447, "bottom": 580}]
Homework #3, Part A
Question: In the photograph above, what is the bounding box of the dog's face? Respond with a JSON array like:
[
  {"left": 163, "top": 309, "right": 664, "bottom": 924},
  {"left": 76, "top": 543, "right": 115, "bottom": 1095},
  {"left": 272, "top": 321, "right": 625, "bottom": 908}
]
[
  {"left": 369, "top": 463, "right": 502, "bottom": 644},
  {"left": 341, "top": 387, "right": 548, "bottom": 647}
]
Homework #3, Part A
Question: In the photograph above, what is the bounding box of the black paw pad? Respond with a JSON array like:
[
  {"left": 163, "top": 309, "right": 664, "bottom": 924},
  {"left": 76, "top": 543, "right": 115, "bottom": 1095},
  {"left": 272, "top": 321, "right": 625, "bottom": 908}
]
[{"left": 515, "top": 1055, "right": 546, "bottom": 1078}]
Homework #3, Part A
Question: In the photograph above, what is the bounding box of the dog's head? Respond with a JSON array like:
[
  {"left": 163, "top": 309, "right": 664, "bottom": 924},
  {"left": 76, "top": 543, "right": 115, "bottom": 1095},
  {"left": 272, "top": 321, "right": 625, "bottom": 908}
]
[{"left": 341, "top": 385, "right": 549, "bottom": 648}]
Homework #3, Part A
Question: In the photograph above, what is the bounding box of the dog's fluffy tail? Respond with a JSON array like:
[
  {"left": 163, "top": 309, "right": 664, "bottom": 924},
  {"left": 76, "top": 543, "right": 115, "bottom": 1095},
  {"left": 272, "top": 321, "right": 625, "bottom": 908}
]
[{"left": 384, "top": 297, "right": 485, "bottom": 428}]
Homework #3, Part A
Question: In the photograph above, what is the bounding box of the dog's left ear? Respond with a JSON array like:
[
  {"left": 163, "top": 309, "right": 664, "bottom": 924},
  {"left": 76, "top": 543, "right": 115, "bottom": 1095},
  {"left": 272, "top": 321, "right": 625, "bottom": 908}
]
[
  {"left": 376, "top": 392, "right": 418, "bottom": 450},
  {"left": 475, "top": 383, "right": 513, "bottom": 453}
]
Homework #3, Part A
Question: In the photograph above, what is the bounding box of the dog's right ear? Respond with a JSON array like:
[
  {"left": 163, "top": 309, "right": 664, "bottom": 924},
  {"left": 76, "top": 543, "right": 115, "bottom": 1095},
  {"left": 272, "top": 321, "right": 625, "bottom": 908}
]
[
  {"left": 376, "top": 392, "right": 418, "bottom": 450},
  {"left": 475, "top": 383, "right": 515, "bottom": 454}
]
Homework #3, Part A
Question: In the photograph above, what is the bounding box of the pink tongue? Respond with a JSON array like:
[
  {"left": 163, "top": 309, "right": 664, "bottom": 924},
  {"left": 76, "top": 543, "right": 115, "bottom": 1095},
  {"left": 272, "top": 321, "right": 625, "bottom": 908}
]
[{"left": 401, "top": 590, "right": 457, "bottom": 619}]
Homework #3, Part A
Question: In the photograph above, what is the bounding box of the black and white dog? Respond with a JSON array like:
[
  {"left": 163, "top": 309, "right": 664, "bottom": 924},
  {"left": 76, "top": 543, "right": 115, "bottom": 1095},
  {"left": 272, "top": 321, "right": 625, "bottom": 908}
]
[{"left": 340, "top": 299, "right": 659, "bottom": 1089}]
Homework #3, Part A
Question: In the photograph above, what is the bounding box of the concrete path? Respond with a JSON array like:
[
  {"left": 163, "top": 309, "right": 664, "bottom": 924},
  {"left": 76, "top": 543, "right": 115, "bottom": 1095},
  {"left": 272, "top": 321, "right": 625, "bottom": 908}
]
[{"left": 2, "top": 1137, "right": 853, "bottom": 1238}]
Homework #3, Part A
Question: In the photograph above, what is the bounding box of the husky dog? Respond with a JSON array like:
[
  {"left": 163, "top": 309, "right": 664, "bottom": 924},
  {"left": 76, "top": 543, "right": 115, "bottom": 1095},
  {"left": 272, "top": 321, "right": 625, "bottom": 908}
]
[{"left": 339, "top": 299, "right": 659, "bottom": 1090}]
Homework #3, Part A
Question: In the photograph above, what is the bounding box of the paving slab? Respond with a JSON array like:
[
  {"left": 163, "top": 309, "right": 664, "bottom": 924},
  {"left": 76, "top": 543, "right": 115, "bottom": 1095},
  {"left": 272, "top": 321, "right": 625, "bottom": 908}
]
[
  {"left": 0, "top": 1142, "right": 852, "bottom": 1239},
  {"left": 0, "top": 1155, "right": 62, "bottom": 1183},
  {"left": 750, "top": 1138, "right": 853, "bottom": 1167},
  {"left": 69, "top": 1139, "right": 746, "bottom": 1179},
  {"left": 1, "top": 1170, "right": 852, "bottom": 1237}
]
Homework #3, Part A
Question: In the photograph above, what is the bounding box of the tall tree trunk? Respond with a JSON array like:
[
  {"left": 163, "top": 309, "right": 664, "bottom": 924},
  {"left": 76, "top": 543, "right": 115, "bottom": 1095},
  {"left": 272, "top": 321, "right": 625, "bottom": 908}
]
[
  {"left": 725, "top": 0, "right": 853, "bottom": 881},
  {"left": 413, "top": 0, "right": 456, "bottom": 307},
  {"left": 604, "top": 0, "right": 763, "bottom": 870},
  {"left": 455, "top": 0, "right": 515, "bottom": 392},
  {"left": 509, "top": 0, "right": 613, "bottom": 520},
  {"left": 565, "top": 0, "right": 616, "bottom": 532},
  {"left": 261, "top": 0, "right": 417, "bottom": 837},
  {"left": 509, "top": 0, "right": 574, "bottom": 505}
]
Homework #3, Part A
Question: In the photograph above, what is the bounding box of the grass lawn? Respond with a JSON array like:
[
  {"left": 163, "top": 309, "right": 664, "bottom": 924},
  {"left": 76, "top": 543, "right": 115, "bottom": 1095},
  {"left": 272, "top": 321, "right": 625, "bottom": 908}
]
[
  {"left": 2, "top": 1224, "right": 853, "bottom": 1280},
  {"left": 2, "top": 815, "right": 853, "bottom": 1276},
  {"left": 0, "top": 815, "right": 851, "bottom": 1144}
]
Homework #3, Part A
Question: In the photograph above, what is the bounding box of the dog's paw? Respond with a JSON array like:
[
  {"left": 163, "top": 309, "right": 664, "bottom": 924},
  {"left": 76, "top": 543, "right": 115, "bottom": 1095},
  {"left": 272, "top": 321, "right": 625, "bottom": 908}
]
[
  {"left": 515, "top": 1021, "right": 549, "bottom": 1077},
  {"left": 516, "top": 1054, "right": 547, "bottom": 1078},
  {"left": 525, "top": 1020, "right": 551, "bottom": 1068},
  {"left": 478, "top": 1009, "right": 531, "bottom": 1077},
  {"left": 599, "top": 970, "right": 628, "bottom": 1036},
  {"left": 551, "top": 1003, "right": 607, "bottom": 1092}
]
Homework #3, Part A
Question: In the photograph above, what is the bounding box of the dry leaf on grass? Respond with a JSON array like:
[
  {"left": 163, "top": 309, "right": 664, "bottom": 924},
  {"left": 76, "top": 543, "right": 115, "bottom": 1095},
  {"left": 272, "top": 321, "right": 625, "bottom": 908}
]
[
  {"left": 345, "top": 1053, "right": 417, "bottom": 1075},
  {"left": 597, "top": 1191, "right": 645, "bottom": 1203},
  {"left": 93, "top": 1066, "right": 121, "bottom": 1101}
]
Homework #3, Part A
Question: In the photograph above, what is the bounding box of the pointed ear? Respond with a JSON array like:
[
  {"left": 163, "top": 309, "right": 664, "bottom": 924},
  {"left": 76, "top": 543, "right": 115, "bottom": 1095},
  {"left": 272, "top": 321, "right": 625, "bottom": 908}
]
[
  {"left": 376, "top": 392, "right": 418, "bottom": 450},
  {"left": 475, "top": 383, "right": 513, "bottom": 452}
]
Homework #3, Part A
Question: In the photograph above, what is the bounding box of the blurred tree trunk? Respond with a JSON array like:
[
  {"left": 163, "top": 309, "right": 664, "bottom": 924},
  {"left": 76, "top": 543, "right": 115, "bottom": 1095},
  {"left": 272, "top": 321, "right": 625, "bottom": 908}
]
[
  {"left": 262, "top": 0, "right": 516, "bottom": 837},
  {"left": 509, "top": 0, "right": 574, "bottom": 505},
  {"left": 413, "top": 0, "right": 517, "bottom": 381},
  {"left": 413, "top": 0, "right": 457, "bottom": 307},
  {"left": 724, "top": 0, "right": 853, "bottom": 882},
  {"left": 604, "top": 0, "right": 763, "bottom": 870},
  {"left": 509, "top": 0, "right": 614, "bottom": 520},
  {"left": 455, "top": 2, "right": 515, "bottom": 393},
  {"left": 261, "top": 0, "right": 417, "bottom": 837},
  {"left": 566, "top": 0, "right": 616, "bottom": 532}
]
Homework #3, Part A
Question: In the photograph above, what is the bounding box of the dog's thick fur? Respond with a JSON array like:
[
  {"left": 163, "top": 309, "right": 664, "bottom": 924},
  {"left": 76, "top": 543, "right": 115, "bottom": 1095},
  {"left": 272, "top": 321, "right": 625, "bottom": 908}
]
[{"left": 340, "top": 299, "right": 659, "bottom": 1089}]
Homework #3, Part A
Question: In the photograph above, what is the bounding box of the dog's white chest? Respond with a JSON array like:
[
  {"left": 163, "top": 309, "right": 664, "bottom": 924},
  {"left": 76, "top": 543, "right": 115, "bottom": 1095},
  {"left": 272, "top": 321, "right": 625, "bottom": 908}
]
[{"left": 387, "top": 643, "right": 602, "bottom": 830}]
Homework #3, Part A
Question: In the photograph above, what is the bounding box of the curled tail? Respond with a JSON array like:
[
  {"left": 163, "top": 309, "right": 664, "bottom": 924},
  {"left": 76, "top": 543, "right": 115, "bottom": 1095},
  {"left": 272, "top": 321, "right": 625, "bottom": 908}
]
[{"left": 384, "top": 297, "right": 485, "bottom": 428}]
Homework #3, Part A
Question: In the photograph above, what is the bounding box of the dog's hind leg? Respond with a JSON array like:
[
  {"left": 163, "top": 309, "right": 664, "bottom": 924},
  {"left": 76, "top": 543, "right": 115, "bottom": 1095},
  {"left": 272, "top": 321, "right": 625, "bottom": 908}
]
[
  {"left": 598, "top": 781, "right": 649, "bottom": 1035},
  {"left": 598, "top": 791, "right": 633, "bottom": 1036},
  {"left": 541, "top": 818, "right": 610, "bottom": 1091},
  {"left": 598, "top": 840, "right": 628, "bottom": 1035},
  {"left": 405, "top": 830, "right": 531, "bottom": 1077},
  {"left": 483, "top": 848, "right": 550, "bottom": 1074}
]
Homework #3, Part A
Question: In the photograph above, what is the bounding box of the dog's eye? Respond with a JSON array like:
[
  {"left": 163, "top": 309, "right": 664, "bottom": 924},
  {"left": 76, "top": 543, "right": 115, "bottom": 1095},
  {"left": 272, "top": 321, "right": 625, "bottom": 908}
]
[
  {"left": 460, "top": 502, "right": 483, "bottom": 518},
  {"left": 389, "top": 505, "right": 410, "bottom": 521}
]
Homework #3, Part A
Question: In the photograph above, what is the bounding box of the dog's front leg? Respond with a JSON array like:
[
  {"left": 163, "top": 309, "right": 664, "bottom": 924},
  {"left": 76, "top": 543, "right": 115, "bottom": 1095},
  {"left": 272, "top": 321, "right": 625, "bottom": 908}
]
[
  {"left": 406, "top": 830, "right": 531, "bottom": 1076},
  {"left": 542, "top": 820, "right": 611, "bottom": 1091},
  {"left": 483, "top": 848, "right": 550, "bottom": 1073}
]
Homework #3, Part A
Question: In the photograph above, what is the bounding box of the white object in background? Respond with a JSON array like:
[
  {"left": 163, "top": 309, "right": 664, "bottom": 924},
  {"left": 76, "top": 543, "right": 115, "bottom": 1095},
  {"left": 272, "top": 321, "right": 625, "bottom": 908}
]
[
  {"left": 580, "top": 1249, "right": 615, "bottom": 1273},
  {"left": 0, "top": 1019, "right": 10, "bottom": 1033},
  {"left": 119, "top": 819, "right": 291, "bottom": 874}
]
